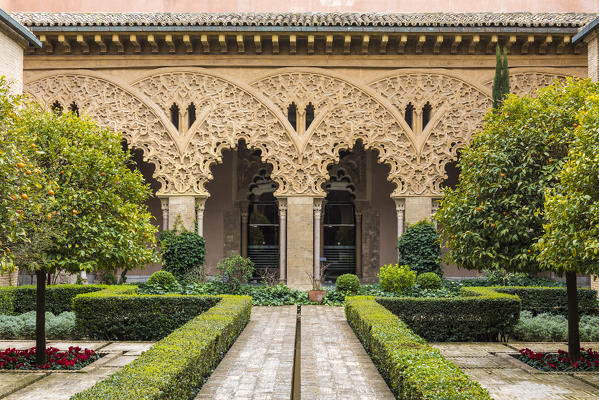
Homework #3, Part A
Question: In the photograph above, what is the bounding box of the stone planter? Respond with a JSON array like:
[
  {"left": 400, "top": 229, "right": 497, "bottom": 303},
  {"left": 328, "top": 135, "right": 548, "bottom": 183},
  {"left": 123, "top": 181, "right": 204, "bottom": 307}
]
[{"left": 308, "top": 290, "right": 326, "bottom": 303}]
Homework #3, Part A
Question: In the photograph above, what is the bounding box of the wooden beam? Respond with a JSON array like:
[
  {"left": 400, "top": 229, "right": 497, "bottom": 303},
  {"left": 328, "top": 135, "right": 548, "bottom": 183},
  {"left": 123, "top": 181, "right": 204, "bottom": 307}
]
[
  {"left": 450, "top": 35, "right": 462, "bottom": 54},
  {"left": 398, "top": 34, "right": 407, "bottom": 54},
  {"left": 557, "top": 35, "right": 570, "bottom": 55},
  {"left": 219, "top": 34, "right": 227, "bottom": 53},
  {"left": 39, "top": 34, "right": 53, "bottom": 54},
  {"left": 361, "top": 34, "right": 370, "bottom": 54},
  {"left": 468, "top": 34, "right": 479, "bottom": 54},
  {"left": 308, "top": 34, "right": 314, "bottom": 54},
  {"left": 112, "top": 34, "right": 124, "bottom": 54},
  {"left": 236, "top": 34, "right": 245, "bottom": 53},
  {"left": 521, "top": 35, "right": 534, "bottom": 54},
  {"left": 272, "top": 34, "right": 279, "bottom": 54},
  {"left": 201, "top": 34, "right": 210, "bottom": 53},
  {"left": 94, "top": 34, "right": 106, "bottom": 54},
  {"left": 505, "top": 35, "right": 517, "bottom": 54},
  {"left": 325, "top": 34, "right": 333, "bottom": 54},
  {"left": 344, "top": 35, "right": 351, "bottom": 54},
  {"left": 76, "top": 34, "right": 89, "bottom": 54},
  {"left": 433, "top": 35, "right": 443, "bottom": 54},
  {"left": 165, "top": 34, "right": 175, "bottom": 53},
  {"left": 416, "top": 35, "right": 426, "bottom": 54},
  {"left": 290, "top": 34, "right": 297, "bottom": 54},
  {"left": 182, "top": 34, "right": 193, "bottom": 53},
  {"left": 486, "top": 34, "right": 498, "bottom": 54},
  {"left": 58, "top": 34, "right": 71, "bottom": 54},
  {"left": 129, "top": 34, "right": 141, "bottom": 53},
  {"left": 380, "top": 34, "right": 388, "bottom": 54},
  {"left": 539, "top": 35, "right": 552, "bottom": 54},
  {"left": 254, "top": 35, "right": 262, "bottom": 54},
  {"left": 147, "top": 34, "right": 159, "bottom": 53}
]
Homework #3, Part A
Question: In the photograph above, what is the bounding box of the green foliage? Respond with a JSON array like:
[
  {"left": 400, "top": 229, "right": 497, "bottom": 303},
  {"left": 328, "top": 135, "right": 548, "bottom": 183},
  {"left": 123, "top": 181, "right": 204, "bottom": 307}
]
[
  {"left": 537, "top": 92, "right": 599, "bottom": 276},
  {"left": 377, "top": 287, "right": 521, "bottom": 341},
  {"left": 437, "top": 78, "right": 599, "bottom": 273},
  {"left": 335, "top": 274, "right": 360, "bottom": 293},
  {"left": 0, "top": 284, "right": 106, "bottom": 314},
  {"left": 513, "top": 311, "right": 599, "bottom": 342},
  {"left": 378, "top": 264, "right": 416, "bottom": 294},
  {"left": 492, "top": 45, "right": 510, "bottom": 110},
  {"left": 71, "top": 295, "right": 251, "bottom": 400},
  {"left": 416, "top": 272, "right": 442, "bottom": 290},
  {"left": 397, "top": 221, "right": 441, "bottom": 275},
  {"left": 72, "top": 285, "right": 219, "bottom": 340},
  {"left": 147, "top": 270, "right": 178, "bottom": 289},
  {"left": 345, "top": 296, "right": 492, "bottom": 400},
  {"left": 489, "top": 286, "right": 597, "bottom": 315},
  {"left": 216, "top": 255, "right": 255, "bottom": 293},
  {"left": 0, "top": 311, "right": 76, "bottom": 339},
  {"left": 160, "top": 230, "right": 206, "bottom": 280}
]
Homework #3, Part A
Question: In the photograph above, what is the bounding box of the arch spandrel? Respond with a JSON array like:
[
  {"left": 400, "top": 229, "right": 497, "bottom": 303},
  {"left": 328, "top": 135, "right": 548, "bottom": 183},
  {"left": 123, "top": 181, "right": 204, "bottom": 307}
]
[
  {"left": 483, "top": 72, "right": 570, "bottom": 96},
  {"left": 369, "top": 73, "right": 493, "bottom": 196},
  {"left": 251, "top": 70, "right": 414, "bottom": 197}
]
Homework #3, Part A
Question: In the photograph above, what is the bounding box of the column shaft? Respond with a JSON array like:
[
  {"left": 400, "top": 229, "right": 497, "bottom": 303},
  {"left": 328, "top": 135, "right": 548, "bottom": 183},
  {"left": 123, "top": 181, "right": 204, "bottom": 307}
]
[
  {"left": 240, "top": 206, "right": 249, "bottom": 258},
  {"left": 278, "top": 199, "right": 287, "bottom": 283},
  {"left": 313, "top": 199, "right": 323, "bottom": 289},
  {"left": 196, "top": 197, "right": 207, "bottom": 237}
]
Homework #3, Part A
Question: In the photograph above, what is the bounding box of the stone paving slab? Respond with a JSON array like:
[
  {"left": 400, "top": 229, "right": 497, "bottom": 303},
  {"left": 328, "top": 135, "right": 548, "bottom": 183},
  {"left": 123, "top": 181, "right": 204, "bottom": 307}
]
[
  {"left": 101, "top": 341, "right": 155, "bottom": 355},
  {"left": 0, "top": 373, "right": 46, "bottom": 398},
  {"left": 196, "top": 306, "right": 296, "bottom": 400},
  {"left": 301, "top": 306, "right": 394, "bottom": 400}
]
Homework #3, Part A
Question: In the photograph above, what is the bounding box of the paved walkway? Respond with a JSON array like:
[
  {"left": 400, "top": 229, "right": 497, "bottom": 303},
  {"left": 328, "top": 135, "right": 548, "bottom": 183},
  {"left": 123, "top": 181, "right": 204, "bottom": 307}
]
[
  {"left": 196, "top": 306, "right": 296, "bottom": 400},
  {"left": 0, "top": 341, "right": 154, "bottom": 400},
  {"left": 301, "top": 306, "right": 394, "bottom": 400},
  {"left": 433, "top": 342, "right": 599, "bottom": 400}
]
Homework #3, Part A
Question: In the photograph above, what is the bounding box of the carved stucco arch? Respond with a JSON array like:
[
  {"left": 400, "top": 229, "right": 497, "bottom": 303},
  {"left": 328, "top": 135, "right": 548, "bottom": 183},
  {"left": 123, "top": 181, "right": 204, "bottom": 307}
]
[
  {"left": 482, "top": 69, "right": 576, "bottom": 95},
  {"left": 24, "top": 71, "right": 183, "bottom": 195},
  {"left": 251, "top": 68, "right": 415, "bottom": 197},
  {"left": 130, "top": 68, "right": 300, "bottom": 196}
]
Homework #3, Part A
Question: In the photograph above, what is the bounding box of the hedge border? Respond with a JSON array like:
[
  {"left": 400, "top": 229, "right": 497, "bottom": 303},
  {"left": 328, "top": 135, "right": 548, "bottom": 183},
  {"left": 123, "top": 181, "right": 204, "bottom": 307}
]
[
  {"left": 71, "top": 292, "right": 251, "bottom": 400},
  {"left": 488, "top": 286, "right": 597, "bottom": 315},
  {"left": 345, "top": 296, "right": 492, "bottom": 400}
]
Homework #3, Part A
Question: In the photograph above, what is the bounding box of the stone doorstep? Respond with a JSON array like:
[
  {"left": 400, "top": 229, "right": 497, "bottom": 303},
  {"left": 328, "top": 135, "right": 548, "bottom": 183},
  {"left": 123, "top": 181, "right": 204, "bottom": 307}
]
[
  {"left": 495, "top": 352, "right": 599, "bottom": 376},
  {"left": 0, "top": 351, "right": 123, "bottom": 374}
]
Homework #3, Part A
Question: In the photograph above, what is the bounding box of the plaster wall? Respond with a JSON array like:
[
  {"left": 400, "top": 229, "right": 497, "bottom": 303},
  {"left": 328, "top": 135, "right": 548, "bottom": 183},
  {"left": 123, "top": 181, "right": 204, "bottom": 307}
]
[{"left": 0, "top": 28, "right": 23, "bottom": 93}]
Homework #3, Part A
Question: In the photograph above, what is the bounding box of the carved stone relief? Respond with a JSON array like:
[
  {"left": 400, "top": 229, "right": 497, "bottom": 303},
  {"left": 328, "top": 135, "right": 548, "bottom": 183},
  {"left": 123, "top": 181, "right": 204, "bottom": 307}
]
[{"left": 483, "top": 72, "right": 569, "bottom": 95}]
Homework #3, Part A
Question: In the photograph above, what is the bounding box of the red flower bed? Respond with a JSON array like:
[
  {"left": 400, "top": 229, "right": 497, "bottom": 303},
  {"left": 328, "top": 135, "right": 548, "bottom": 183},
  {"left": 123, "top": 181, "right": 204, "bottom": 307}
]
[
  {"left": 517, "top": 348, "right": 599, "bottom": 372},
  {"left": 0, "top": 346, "right": 99, "bottom": 370}
]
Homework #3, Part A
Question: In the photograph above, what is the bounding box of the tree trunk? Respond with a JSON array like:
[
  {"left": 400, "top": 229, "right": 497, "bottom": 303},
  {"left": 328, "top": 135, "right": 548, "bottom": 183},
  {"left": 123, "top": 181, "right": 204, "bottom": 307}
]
[
  {"left": 35, "top": 270, "right": 47, "bottom": 366},
  {"left": 566, "top": 271, "right": 580, "bottom": 361}
]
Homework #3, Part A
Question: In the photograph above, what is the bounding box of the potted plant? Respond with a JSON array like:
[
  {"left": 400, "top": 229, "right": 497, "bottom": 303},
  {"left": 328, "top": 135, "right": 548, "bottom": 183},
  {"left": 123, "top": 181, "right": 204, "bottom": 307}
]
[{"left": 307, "top": 261, "right": 328, "bottom": 303}]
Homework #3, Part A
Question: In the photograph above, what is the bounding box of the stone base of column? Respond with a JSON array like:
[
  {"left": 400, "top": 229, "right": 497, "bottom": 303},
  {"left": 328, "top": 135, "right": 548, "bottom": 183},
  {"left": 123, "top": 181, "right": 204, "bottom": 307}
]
[{"left": 285, "top": 197, "right": 313, "bottom": 290}]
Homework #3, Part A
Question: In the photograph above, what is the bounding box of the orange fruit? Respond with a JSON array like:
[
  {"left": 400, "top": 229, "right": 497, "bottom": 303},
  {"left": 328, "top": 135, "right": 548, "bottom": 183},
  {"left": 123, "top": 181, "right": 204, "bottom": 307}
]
[
  {"left": 16, "top": 162, "right": 25, "bottom": 168},
  {"left": 100, "top": 172, "right": 105, "bottom": 176},
  {"left": 451, "top": 235, "right": 455, "bottom": 239},
  {"left": 10, "top": 195, "right": 16, "bottom": 200},
  {"left": 477, "top": 207, "right": 482, "bottom": 211},
  {"left": 73, "top": 210, "right": 78, "bottom": 215},
  {"left": 51, "top": 211, "right": 56, "bottom": 215},
  {"left": 48, "top": 190, "right": 55, "bottom": 195},
  {"left": 26, "top": 170, "right": 32, "bottom": 175},
  {"left": 17, "top": 210, "right": 23, "bottom": 214},
  {"left": 501, "top": 173, "right": 505, "bottom": 178},
  {"left": 21, "top": 194, "right": 28, "bottom": 200}
]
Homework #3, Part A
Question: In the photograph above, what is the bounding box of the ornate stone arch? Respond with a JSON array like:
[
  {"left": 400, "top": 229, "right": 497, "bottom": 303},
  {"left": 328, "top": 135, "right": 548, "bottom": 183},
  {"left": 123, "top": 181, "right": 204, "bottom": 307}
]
[
  {"left": 368, "top": 71, "right": 493, "bottom": 196},
  {"left": 482, "top": 69, "right": 573, "bottom": 95},
  {"left": 131, "top": 69, "right": 299, "bottom": 196},
  {"left": 24, "top": 72, "right": 183, "bottom": 195},
  {"left": 251, "top": 68, "right": 415, "bottom": 197}
]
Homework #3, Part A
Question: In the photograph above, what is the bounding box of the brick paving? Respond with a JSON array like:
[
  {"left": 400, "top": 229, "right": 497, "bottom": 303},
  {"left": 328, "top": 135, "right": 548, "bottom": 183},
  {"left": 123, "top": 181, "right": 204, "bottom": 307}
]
[
  {"left": 301, "top": 306, "right": 395, "bottom": 400},
  {"left": 432, "top": 342, "right": 599, "bottom": 400},
  {"left": 196, "top": 306, "right": 296, "bottom": 400}
]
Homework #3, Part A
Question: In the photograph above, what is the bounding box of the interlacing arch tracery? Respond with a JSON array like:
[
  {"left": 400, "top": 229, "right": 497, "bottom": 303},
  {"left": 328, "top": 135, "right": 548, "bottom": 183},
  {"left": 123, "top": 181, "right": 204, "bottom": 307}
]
[{"left": 483, "top": 71, "right": 571, "bottom": 96}]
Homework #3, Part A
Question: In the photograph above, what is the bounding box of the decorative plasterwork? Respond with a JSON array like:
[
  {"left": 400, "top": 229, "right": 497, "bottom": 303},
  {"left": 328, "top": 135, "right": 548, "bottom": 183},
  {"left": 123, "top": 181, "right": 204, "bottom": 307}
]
[{"left": 483, "top": 71, "right": 571, "bottom": 95}]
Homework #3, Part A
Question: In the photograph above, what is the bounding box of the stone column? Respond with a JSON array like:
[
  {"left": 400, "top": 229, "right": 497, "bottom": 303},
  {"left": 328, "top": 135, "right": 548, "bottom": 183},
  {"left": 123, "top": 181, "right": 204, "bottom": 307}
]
[
  {"left": 404, "top": 197, "right": 433, "bottom": 226},
  {"left": 313, "top": 198, "right": 324, "bottom": 289},
  {"left": 240, "top": 203, "right": 249, "bottom": 258},
  {"left": 355, "top": 206, "right": 363, "bottom": 279},
  {"left": 196, "top": 196, "right": 207, "bottom": 237},
  {"left": 159, "top": 197, "right": 169, "bottom": 231},
  {"left": 278, "top": 198, "right": 287, "bottom": 283},
  {"left": 167, "top": 196, "right": 196, "bottom": 231},
  {"left": 394, "top": 198, "right": 405, "bottom": 238},
  {"left": 286, "top": 196, "right": 315, "bottom": 290}
]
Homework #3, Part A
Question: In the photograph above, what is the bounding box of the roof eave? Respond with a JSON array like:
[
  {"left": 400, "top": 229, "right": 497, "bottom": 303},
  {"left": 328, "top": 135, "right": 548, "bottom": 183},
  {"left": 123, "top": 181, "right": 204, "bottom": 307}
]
[
  {"left": 0, "top": 8, "right": 41, "bottom": 48},
  {"left": 573, "top": 16, "right": 599, "bottom": 43}
]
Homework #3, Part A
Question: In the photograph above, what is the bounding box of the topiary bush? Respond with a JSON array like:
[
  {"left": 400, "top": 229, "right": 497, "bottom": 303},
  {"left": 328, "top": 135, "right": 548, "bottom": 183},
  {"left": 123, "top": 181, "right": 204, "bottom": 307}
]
[
  {"left": 160, "top": 231, "right": 206, "bottom": 280},
  {"left": 336, "top": 274, "right": 360, "bottom": 293},
  {"left": 397, "top": 220, "right": 441, "bottom": 275},
  {"left": 416, "top": 272, "right": 442, "bottom": 290},
  {"left": 378, "top": 264, "right": 416, "bottom": 294},
  {"left": 147, "top": 270, "right": 178, "bottom": 289}
]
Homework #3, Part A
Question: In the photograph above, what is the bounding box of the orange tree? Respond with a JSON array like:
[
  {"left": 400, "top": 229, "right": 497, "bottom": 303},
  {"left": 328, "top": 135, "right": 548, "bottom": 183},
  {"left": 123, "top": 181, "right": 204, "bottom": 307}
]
[
  {"left": 0, "top": 80, "right": 157, "bottom": 364},
  {"left": 536, "top": 93, "right": 599, "bottom": 360}
]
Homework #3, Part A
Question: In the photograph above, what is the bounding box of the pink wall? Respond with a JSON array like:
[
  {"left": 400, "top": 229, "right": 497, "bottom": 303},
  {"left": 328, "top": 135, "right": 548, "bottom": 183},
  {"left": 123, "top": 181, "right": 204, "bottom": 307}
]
[{"left": 2, "top": 0, "right": 598, "bottom": 13}]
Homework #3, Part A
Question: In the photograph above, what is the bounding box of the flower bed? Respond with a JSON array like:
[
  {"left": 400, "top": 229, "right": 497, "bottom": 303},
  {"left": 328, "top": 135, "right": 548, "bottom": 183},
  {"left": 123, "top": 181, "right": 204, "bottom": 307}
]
[
  {"left": 0, "top": 346, "right": 99, "bottom": 370},
  {"left": 517, "top": 348, "right": 599, "bottom": 372}
]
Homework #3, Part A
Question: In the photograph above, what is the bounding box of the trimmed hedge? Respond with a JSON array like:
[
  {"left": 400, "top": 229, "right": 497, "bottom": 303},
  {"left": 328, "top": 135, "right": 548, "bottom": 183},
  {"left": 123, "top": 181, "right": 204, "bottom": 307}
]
[
  {"left": 72, "top": 286, "right": 220, "bottom": 340},
  {"left": 71, "top": 294, "right": 251, "bottom": 400},
  {"left": 377, "top": 287, "right": 521, "bottom": 341},
  {"left": 489, "top": 286, "right": 597, "bottom": 315},
  {"left": 345, "top": 296, "right": 491, "bottom": 400},
  {"left": 0, "top": 284, "right": 107, "bottom": 315}
]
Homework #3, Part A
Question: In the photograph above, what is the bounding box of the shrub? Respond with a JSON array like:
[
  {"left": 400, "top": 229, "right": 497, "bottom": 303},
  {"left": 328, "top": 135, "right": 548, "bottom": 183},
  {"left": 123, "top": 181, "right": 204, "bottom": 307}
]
[
  {"left": 72, "top": 286, "right": 220, "bottom": 340},
  {"left": 71, "top": 295, "right": 251, "bottom": 400},
  {"left": 0, "top": 284, "right": 106, "bottom": 315},
  {"left": 513, "top": 311, "right": 599, "bottom": 342},
  {"left": 147, "top": 270, "right": 178, "bottom": 289},
  {"left": 378, "top": 264, "right": 416, "bottom": 294},
  {"left": 490, "top": 286, "right": 597, "bottom": 315},
  {"left": 161, "top": 231, "right": 207, "bottom": 280},
  {"left": 377, "top": 287, "right": 521, "bottom": 341},
  {"left": 416, "top": 272, "right": 442, "bottom": 290},
  {"left": 335, "top": 274, "right": 360, "bottom": 293},
  {"left": 216, "top": 255, "right": 254, "bottom": 293},
  {"left": 397, "top": 220, "right": 441, "bottom": 275},
  {"left": 0, "top": 311, "right": 76, "bottom": 339},
  {"left": 345, "top": 296, "right": 492, "bottom": 400}
]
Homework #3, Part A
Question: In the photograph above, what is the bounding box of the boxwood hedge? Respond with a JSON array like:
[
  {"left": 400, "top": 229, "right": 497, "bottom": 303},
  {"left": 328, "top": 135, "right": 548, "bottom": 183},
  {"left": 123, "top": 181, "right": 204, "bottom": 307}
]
[
  {"left": 345, "top": 296, "right": 492, "bottom": 400},
  {"left": 71, "top": 294, "right": 251, "bottom": 400},
  {"left": 376, "top": 287, "right": 521, "bottom": 341},
  {"left": 72, "top": 286, "right": 220, "bottom": 340},
  {"left": 0, "top": 284, "right": 107, "bottom": 315},
  {"left": 489, "top": 286, "right": 597, "bottom": 315}
]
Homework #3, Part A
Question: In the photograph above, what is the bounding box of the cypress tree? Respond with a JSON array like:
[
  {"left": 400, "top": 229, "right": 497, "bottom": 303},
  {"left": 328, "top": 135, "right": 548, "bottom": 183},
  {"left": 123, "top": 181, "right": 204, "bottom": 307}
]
[{"left": 492, "top": 45, "right": 510, "bottom": 110}]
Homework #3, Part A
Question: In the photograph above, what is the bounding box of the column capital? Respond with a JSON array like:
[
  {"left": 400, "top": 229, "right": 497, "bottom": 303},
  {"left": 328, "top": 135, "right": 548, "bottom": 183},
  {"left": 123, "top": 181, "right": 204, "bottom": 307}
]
[
  {"left": 159, "top": 197, "right": 169, "bottom": 211},
  {"left": 393, "top": 197, "right": 405, "bottom": 212},
  {"left": 277, "top": 197, "right": 288, "bottom": 213}
]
